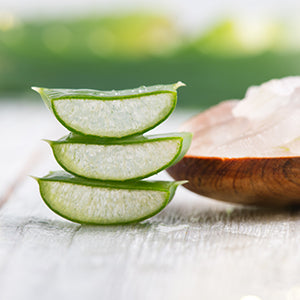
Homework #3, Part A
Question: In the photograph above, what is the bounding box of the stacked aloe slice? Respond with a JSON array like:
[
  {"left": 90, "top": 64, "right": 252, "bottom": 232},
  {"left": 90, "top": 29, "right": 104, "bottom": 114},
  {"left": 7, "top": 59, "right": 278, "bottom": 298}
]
[{"left": 33, "top": 82, "right": 191, "bottom": 225}]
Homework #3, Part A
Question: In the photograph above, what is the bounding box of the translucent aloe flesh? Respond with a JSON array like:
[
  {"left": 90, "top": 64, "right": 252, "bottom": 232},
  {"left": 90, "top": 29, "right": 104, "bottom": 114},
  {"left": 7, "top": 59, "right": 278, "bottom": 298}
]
[
  {"left": 47, "top": 132, "right": 192, "bottom": 181},
  {"left": 32, "top": 82, "right": 184, "bottom": 138},
  {"left": 36, "top": 171, "right": 185, "bottom": 225}
]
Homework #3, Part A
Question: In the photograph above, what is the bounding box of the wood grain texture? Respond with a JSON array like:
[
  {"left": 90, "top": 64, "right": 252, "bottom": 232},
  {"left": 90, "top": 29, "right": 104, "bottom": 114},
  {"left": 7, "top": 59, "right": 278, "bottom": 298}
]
[
  {"left": 168, "top": 156, "right": 300, "bottom": 206},
  {"left": 0, "top": 102, "right": 67, "bottom": 207},
  {"left": 2, "top": 173, "right": 300, "bottom": 300},
  {"left": 1, "top": 105, "right": 300, "bottom": 300}
]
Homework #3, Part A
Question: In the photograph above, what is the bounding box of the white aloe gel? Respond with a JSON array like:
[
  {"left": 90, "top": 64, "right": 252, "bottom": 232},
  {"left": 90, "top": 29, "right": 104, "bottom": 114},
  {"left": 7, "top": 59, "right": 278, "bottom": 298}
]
[
  {"left": 54, "top": 140, "right": 179, "bottom": 180},
  {"left": 194, "top": 77, "right": 300, "bottom": 157},
  {"left": 54, "top": 94, "right": 173, "bottom": 137}
]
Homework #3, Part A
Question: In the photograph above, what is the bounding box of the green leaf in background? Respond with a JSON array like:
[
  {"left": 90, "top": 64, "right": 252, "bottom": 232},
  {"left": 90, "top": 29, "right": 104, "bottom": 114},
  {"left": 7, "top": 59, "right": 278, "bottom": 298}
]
[
  {"left": 194, "top": 20, "right": 282, "bottom": 56},
  {"left": 1, "top": 14, "right": 300, "bottom": 108}
]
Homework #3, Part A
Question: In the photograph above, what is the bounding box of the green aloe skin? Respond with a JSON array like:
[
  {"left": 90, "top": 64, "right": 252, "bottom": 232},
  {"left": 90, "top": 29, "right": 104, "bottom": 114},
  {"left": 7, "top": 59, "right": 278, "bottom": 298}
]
[
  {"left": 32, "top": 82, "right": 185, "bottom": 138},
  {"left": 46, "top": 132, "right": 192, "bottom": 181},
  {"left": 35, "top": 171, "right": 186, "bottom": 225}
]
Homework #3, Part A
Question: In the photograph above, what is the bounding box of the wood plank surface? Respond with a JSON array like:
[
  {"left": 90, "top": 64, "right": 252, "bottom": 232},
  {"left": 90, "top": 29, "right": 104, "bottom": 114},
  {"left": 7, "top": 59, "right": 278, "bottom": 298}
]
[
  {"left": 1, "top": 103, "right": 300, "bottom": 300},
  {"left": 0, "top": 102, "right": 67, "bottom": 206}
]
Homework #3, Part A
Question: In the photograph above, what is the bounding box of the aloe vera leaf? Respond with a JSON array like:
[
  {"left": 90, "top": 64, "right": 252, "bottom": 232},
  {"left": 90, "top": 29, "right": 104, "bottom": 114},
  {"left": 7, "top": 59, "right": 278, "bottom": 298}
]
[
  {"left": 46, "top": 132, "right": 192, "bottom": 181},
  {"left": 32, "top": 82, "right": 185, "bottom": 138},
  {"left": 35, "top": 171, "right": 186, "bottom": 225}
]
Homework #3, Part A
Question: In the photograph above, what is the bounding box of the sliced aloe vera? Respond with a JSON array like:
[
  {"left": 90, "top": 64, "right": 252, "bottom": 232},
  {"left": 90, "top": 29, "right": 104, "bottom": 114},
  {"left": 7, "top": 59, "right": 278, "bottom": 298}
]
[
  {"left": 32, "top": 82, "right": 184, "bottom": 138},
  {"left": 35, "top": 171, "right": 185, "bottom": 225},
  {"left": 47, "top": 132, "right": 192, "bottom": 181}
]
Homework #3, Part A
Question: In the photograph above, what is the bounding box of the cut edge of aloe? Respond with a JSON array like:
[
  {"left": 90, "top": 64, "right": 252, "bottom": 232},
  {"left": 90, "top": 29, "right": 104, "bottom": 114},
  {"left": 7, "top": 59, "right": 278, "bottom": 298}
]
[
  {"left": 33, "top": 171, "right": 187, "bottom": 225},
  {"left": 45, "top": 132, "right": 192, "bottom": 181},
  {"left": 32, "top": 82, "right": 185, "bottom": 138},
  {"left": 32, "top": 82, "right": 185, "bottom": 103}
]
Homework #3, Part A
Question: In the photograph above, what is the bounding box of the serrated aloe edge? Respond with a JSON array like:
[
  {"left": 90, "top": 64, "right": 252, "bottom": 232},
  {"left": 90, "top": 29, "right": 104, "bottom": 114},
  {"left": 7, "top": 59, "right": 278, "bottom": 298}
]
[
  {"left": 34, "top": 171, "right": 187, "bottom": 225},
  {"left": 32, "top": 82, "right": 185, "bottom": 138},
  {"left": 46, "top": 132, "right": 192, "bottom": 181}
]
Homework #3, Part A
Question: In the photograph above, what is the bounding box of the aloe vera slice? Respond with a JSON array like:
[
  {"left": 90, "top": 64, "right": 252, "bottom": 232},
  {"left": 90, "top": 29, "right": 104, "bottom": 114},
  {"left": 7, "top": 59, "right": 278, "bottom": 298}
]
[
  {"left": 35, "top": 171, "right": 185, "bottom": 225},
  {"left": 32, "top": 82, "right": 184, "bottom": 138},
  {"left": 47, "top": 132, "right": 192, "bottom": 181}
]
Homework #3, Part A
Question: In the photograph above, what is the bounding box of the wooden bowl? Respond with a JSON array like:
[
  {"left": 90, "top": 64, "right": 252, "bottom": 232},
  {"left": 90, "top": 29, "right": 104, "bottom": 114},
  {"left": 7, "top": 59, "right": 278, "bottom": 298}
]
[{"left": 167, "top": 101, "right": 300, "bottom": 206}]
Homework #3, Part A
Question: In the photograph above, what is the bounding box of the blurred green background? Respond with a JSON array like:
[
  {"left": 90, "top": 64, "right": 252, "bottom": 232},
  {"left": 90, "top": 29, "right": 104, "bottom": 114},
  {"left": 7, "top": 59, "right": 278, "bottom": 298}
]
[{"left": 1, "top": 2, "right": 300, "bottom": 108}]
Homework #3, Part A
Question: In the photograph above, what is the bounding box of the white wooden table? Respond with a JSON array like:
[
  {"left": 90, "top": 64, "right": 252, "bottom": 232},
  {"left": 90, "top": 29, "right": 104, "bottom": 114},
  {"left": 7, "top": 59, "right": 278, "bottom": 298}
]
[{"left": 1, "top": 101, "right": 300, "bottom": 300}]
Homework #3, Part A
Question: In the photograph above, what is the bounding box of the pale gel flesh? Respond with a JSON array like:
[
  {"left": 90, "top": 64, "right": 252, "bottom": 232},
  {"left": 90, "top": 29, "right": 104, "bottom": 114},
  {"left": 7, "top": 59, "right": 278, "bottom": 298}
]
[{"left": 188, "top": 77, "right": 300, "bottom": 157}]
